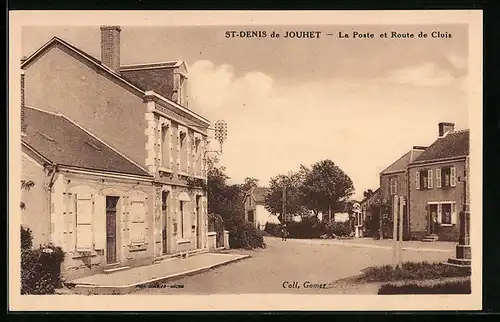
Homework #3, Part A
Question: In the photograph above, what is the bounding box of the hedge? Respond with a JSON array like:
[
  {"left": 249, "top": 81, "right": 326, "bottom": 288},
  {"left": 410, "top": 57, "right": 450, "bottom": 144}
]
[{"left": 20, "top": 226, "right": 65, "bottom": 295}]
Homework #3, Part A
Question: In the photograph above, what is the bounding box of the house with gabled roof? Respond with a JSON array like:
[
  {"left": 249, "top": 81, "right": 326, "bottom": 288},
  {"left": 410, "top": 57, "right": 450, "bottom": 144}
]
[
  {"left": 407, "top": 122, "right": 469, "bottom": 242},
  {"left": 20, "top": 26, "right": 212, "bottom": 279},
  {"left": 243, "top": 187, "right": 279, "bottom": 230},
  {"left": 379, "top": 146, "right": 427, "bottom": 239}
]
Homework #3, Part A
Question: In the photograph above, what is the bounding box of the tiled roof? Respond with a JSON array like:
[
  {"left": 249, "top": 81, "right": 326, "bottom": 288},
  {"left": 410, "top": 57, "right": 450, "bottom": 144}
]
[
  {"left": 360, "top": 188, "right": 381, "bottom": 206},
  {"left": 22, "top": 107, "right": 151, "bottom": 177},
  {"left": 249, "top": 187, "right": 269, "bottom": 204},
  {"left": 411, "top": 130, "right": 469, "bottom": 164},
  {"left": 381, "top": 147, "right": 426, "bottom": 175}
]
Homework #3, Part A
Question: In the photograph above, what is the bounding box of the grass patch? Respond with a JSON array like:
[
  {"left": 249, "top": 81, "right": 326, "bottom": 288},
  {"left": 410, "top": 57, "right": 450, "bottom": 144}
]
[
  {"left": 378, "top": 277, "right": 471, "bottom": 294},
  {"left": 357, "top": 261, "right": 471, "bottom": 283}
]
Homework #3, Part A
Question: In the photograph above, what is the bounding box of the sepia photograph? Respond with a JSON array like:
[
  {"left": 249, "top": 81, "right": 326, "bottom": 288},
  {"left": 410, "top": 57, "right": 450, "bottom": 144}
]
[{"left": 9, "top": 10, "right": 482, "bottom": 311}]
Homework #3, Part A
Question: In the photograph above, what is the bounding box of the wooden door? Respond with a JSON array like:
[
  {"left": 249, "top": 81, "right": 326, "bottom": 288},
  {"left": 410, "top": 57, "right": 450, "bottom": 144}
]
[
  {"left": 428, "top": 204, "right": 438, "bottom": 234},
  {"left": 106, "top": 196, "right": 119, "bottom": 264},
  {"left": 196, "top": 196, "right": 201, "bottom": 248},
  {"left": 162, "top": 191, "right": 168, "bottom": 255}
]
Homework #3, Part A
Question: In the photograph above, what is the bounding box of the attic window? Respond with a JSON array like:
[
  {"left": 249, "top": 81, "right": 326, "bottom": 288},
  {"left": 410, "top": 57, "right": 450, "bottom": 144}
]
[
  {"left": 84, "top": 141, "right": 102, "bottom": 151},
  {"left": 36, "top": 131, "right": 55, "bottom": 142}
]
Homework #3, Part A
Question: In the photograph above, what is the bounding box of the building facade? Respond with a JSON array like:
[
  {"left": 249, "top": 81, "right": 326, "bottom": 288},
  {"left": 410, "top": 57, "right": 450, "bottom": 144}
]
[
  {"left": 408, "top": 123, "right": 469, "bottom": 242},
  {"left": 20, "top": 26, "right": 212, "bottom": 279},
  {"left": 243, "top": 187, "right": 279, "bottom": 230},
  {"left": 379, "top": 146, "right": 426, "bottom": 240}
]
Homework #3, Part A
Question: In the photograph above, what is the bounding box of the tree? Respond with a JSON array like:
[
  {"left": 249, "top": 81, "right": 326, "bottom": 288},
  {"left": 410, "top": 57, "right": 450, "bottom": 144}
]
[
  {"left": 241, "top": 177, "right": 259, "bottom": 192},
  {"left": 264, "top": 171, "right": 309, "bottom": 223},
  {"left": 363, "top": 189, "right": 375, "bottom": 200},
  {"left": 300, "top": 160, "right": 355, "bottom": 221},
  {"left": 206, "top": 158, "right": 246, "bottom": 231},
  {"left": 20, "top": 180, "right": 35, "bottom": 210}
]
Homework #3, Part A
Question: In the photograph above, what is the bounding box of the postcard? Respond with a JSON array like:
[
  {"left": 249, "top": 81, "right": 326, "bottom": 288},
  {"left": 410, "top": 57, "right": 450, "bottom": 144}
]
[{"left": 9, "top": 10, "right": 482, "bottom": 311}]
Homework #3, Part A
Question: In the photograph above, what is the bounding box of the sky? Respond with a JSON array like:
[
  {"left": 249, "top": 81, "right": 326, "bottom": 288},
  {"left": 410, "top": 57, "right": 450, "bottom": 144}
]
[{"left": 22, "top": 24, "right": 469, "bottom": 200}]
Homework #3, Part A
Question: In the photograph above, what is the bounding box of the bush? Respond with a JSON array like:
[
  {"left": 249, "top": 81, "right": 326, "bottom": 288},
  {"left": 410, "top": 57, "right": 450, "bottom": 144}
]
[
  {"left": 21, "top": 226, "right": 33, "bottom": 250},
  {"left": 287, "top": 217, "right": 325, "bottom": 239},
  {"left": 229, "top": 221, "right": 266, "bottom": 250},
  {"left": 378, "top": 278, "right": 471, "bottom": 294},
  {"left": 357, "top": 261, "right": 471, "bottom": 283},
  {"left": 325, "top": 221, "right": 352, "bottom": 237},
  {"left": 264, "top": 222, "right": 281, "bottom": 236},
  {"left": 20, "top": 226, "right": 65, "bottom": 294}
]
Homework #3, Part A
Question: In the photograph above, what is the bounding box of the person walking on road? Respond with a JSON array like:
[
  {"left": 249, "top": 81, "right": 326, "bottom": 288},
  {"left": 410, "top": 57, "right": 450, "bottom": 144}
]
[{"left": 281, "top": 224, "right": 288, "bottom": 241}]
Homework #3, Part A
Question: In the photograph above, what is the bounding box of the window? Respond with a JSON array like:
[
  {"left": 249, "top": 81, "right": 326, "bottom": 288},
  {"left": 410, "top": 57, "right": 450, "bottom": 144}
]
[
  {"left": 247, "top": 196, "right": 252, "bottom": 207},
  {"left": 417, "top": 169, "right": 433, "bottom": 190},
  {"left": 247, "top": 210, "right": 255, "bottom": 223},
  {"left": 179, "top": 130, "right": 187, "bottom": 173},
  {"left": 75, "top": 193, "right": 93, "bottom": 251},
  {"left": 180, "top": 201, "right": 185, "bottom": 238},
  {"left": 130, "top": 199, "right": 147, "bottom": 244},
  {"left": 389, "top": 177, "right": 398, "bottom": 195},
  {"left": 432, "top": 202, "right": 457, "bottom": 226},
  {"left": 436, "top": 166, "right": 456, "bottom": 188},
  {"left": 161, "top": 124, "right": 170, "bottom": 169}
]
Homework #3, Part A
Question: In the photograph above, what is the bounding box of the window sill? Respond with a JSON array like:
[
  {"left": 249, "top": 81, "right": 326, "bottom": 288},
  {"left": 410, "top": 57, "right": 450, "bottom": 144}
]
[
  {"left": 72, "top": 250, "right": 99, "bottom": 259},
  {"left": 158, "top": 167, "right": 173, "bottom": 174},
  {"left": 129, "top": 243, "right": 148, "bottom": 252},
  {"left": 178, "top": 171, "right": 190, "bottom": 177},
  {"left": 176, "top": 239, "right": 191, "bottom": 245},
  {"left": 440, "top": 224, "right": 453, "bottom": 227}
]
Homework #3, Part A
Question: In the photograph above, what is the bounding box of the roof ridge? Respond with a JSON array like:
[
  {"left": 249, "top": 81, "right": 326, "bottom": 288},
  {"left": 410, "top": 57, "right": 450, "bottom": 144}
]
[
  {"left": 380, "top": 149, "right": 411, "bottom": 174},
  {"left": 451, "top": 129, "right": 469, "bottom": 133}
]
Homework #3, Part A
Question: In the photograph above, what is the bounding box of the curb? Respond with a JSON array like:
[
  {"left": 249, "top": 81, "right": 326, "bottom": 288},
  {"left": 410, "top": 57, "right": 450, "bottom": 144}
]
[
  {"left": 72, "top": 254, "right": 251, "bottom": 295},
  {"left": 266, "top": 237, "right": 453, "bottom": 253}
]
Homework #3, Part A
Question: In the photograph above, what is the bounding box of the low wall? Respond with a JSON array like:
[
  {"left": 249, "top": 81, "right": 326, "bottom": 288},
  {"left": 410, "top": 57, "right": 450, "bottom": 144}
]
[
  {"left": 223, "top": 230, "right": 229, "bottom": 249},
  {"left": 207, "top": 232, "right": 217, "bottom": 252}
]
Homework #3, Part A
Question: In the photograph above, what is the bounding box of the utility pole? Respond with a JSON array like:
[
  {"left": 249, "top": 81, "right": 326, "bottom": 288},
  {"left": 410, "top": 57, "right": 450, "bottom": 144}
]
[
  {"left": 282, "top": 185, "right": 287, "bottom": 226},
  {"left": 392, "top": 195, "right": 399, "bottom": 269}
]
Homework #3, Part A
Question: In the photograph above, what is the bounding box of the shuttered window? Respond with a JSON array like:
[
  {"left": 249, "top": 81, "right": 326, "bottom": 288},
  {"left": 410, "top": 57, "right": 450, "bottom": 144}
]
[
  {"left": 75, "top": 193, "right": 93, "bottom": 251},
  {"left": 436, "top": 168, "right": 442, "bottom": 188},
  {"left": 450, "top": 166, "right": 457, "bottom": 187},
  {"left": 428, "top": 169, "right": 433, "bottom": 189},
  {"left": 451, "top": 203, "right": 457, "bottom": 225},
  {"left": 130, "top": 199, "right": 147, "bottom": 244},
  {"left": 415, "top": 171, "right": 420, "bottom": 190}
]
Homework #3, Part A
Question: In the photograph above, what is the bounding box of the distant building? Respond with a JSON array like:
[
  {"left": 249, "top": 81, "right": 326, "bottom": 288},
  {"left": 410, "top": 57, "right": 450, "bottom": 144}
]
[
  {"left": 379, "top": 146, "right": 427, "bottom": 239},
  {"left": 243, "top": 187, "right": 279, "bottom": 230},
  {"left": 408, "top": 123, "right": 469, "bottom": 242}
]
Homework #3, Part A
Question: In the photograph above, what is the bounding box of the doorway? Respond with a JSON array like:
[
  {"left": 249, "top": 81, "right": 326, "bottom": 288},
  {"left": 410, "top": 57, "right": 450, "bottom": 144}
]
[
  {"left": 428, "top": 204, "right": 438, "bottom": 234},
  {"left": 196, "top": 195, "right": 202, "bottom": 248},
  {"left": 106, "top": 196, "right": 119, "bottom": 264},
  {"left": 162, "top": 191, "right": 169, "bottom": 255}
]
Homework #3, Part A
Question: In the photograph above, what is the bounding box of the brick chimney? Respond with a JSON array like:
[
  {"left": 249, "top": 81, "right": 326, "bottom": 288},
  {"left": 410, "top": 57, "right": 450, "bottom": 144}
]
[
  {"left": 21, "top": 70, "right": 26, "bottom": 134},
  {"left": 438, "top": 122, "right": 455, "bottom": 137},
  {"left": 100, "top": 26, "right": 121, "bottom": 72}
]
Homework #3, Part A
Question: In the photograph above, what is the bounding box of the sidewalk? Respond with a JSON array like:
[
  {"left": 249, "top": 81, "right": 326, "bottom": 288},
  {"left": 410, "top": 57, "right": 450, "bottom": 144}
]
[
  {"left": 265, "top": 236, "right": 455, "bottom": 253},
  {"left": 66, "top": 253, "right": 250, "bottom": 295}
]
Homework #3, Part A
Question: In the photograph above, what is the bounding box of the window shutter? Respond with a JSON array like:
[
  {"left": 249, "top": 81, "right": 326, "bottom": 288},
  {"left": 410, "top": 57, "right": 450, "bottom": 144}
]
[
  {"left": 65, "top": 193, "right": 77, "bottom": 252},
  {"left": 451, "top": 203, "right": 457, "bottom": 224},
  {"left": 130, "top": 199, "right": 146, "bottom": 244},
  {"left": 450, "top": 166, "right": 457, "bottom": 187},
  {"left": 76, "top": 193, "right": 93, "bottom": 251},
  {"left": 436, "top": 168, "right": 442, "bottom": 188},
  {"left": 93, "top": 194, "right": 106, "bottom": 250},
  {"left": 428, "top": 169, "right": 433, "bottom": 189},
  {"left": 394, "top": 179, "right": 398, "bottom": 194},
  {"left": 415, "top": 171, "right": 420, "bottom": 190},
  {"left": 437, "top": 203, "right": 442, "bottom": 223}
]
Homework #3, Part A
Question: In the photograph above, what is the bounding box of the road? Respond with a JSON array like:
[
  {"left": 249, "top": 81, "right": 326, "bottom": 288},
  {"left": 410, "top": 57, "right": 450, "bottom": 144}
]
[{"left": 136, "top": 236, "right": 455, "bottom": 294}]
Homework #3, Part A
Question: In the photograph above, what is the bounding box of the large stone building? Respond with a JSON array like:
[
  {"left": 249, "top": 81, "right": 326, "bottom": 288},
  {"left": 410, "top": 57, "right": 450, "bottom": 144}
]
[{"left": 20, "top": 26, "right": 211, "bottom": 279}]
